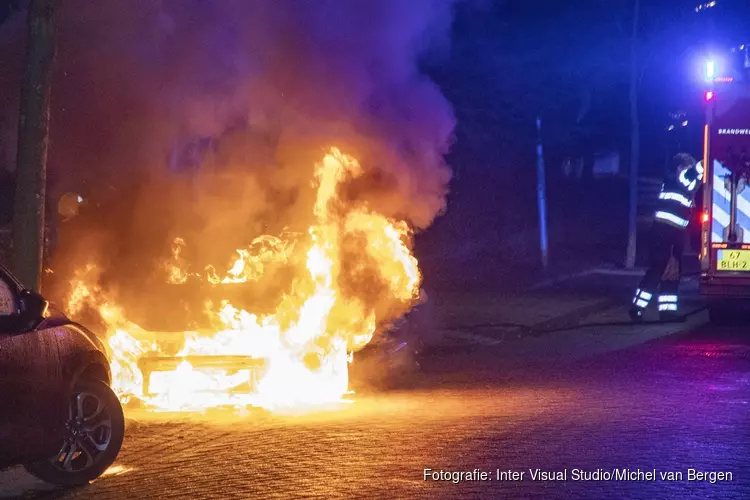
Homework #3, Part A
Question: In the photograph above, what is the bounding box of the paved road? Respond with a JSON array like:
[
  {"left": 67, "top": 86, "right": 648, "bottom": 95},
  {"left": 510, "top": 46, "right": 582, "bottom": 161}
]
[{"left": 2, "top": 313, "right": 749, "bottom": 499}]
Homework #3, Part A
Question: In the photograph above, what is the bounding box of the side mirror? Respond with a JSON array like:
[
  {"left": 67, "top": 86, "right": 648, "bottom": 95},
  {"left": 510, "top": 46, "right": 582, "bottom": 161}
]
[{"left": 19, "top": 289, "right": 49, "bottom": 325}]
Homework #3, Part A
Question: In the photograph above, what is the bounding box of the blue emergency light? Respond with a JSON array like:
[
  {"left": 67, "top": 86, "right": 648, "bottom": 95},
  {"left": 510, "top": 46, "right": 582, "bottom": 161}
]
[{"left": 706, "top": 60, "right": 717, "bottom": 80}]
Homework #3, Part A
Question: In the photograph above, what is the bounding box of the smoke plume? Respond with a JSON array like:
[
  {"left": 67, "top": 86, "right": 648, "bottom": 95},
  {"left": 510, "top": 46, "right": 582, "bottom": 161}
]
[{"left": 0, "top": 0, "right": 456, "bottom": 310}]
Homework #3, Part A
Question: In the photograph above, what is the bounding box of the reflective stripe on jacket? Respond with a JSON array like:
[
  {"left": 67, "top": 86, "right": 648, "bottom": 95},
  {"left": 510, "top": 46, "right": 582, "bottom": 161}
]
[{"left": 653, "top": 166, "right": 702, "bottom": 230}]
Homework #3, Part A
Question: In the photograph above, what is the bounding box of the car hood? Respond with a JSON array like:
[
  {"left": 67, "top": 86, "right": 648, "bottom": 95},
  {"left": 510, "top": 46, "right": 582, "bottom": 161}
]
[{"left": 37, "top": 306, "right": 108, "bottom": 353}]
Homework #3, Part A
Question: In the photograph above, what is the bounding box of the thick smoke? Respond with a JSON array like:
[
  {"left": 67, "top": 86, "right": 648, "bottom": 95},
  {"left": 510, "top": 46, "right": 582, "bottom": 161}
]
[{"left": 0, "top": 0, "right": 455, "bottom": 311}]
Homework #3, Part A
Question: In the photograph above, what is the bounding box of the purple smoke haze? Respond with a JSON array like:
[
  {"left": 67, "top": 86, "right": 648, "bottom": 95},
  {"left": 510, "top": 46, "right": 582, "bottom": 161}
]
[{"left": 0, "top": 0, "right": 457, "bottom": 302}]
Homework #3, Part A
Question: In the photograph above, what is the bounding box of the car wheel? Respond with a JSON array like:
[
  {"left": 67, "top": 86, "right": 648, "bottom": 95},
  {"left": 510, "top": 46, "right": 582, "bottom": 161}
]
[{"left": 24, "top": 379, "right": 125, "bottom": 486}]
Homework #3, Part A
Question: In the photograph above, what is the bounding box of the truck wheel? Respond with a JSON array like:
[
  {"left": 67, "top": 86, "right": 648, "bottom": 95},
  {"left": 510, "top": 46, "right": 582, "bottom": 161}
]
[{"left": 708, "top": 303, "right": 738, "bottom": 326}]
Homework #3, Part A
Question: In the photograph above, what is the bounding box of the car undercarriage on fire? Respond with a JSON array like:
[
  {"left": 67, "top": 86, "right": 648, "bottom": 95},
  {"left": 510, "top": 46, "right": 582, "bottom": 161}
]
[{"left": 52, "top": 148, "right": 429, "bottom": 413}]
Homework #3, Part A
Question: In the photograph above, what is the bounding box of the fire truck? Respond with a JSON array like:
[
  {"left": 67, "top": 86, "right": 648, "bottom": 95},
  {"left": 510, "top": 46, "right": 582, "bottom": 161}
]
[{"left": 699, "top": 44, "right": 750, "bottom": 322}]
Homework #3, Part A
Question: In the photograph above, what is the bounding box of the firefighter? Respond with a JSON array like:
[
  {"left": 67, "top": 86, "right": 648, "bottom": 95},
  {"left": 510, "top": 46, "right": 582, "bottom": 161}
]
[{"left": 629, "top": 153, "right": 704, "bottom": 321}]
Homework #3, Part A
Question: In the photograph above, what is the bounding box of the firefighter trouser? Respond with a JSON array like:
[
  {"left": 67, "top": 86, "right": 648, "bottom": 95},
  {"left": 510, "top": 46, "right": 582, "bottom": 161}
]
[{"left": 632, "top": 223, "right": 685, "bottom": 314}]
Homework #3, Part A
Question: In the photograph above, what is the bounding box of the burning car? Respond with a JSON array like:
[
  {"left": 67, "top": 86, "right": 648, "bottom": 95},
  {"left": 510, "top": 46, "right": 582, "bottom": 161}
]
[
  {"left": 56, "top": 149, "right": 426, "bottom": 413},
  {"left": 0, "top": 262, "right": 124, "bottom": 486}
]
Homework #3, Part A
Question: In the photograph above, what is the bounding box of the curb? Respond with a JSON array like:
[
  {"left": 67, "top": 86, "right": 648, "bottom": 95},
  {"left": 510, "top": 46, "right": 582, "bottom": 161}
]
[
  {"left": 530, "top": 266, "right": 651, "bottom": 289},
  {"left": 433, "top": 296, "right": 621, "bottom": 349},
  {"left": 531, "top": 253, "right": 700, "bottom": 289},
  {"left": 529, "top": 297, "right": 619, "bottom": 332},
  {"left": 529, "top": 268, "right": 600, "bottom": 289}
]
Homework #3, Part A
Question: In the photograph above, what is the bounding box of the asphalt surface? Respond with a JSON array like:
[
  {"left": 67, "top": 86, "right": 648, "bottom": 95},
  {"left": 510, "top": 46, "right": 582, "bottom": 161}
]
[{"left": 1, "top": 311, "right": 749, "bottom": 499}]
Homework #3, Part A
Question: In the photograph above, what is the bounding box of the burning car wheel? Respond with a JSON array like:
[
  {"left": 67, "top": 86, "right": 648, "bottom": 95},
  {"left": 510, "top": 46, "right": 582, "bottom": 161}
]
[{"left": 24, "top": 379, "right": 125, "bottom": 486}]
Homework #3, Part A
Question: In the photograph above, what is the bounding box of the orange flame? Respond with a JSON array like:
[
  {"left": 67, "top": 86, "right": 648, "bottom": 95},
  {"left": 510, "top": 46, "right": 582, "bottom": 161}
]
[
  {"left": 164, "top": 237, "right": 189, "bottom": 284},
  {"left": 205, "top": 235, "right": 295, "bottom": 284},
  {"left": 65, "top": 148, "right": 421, "bottom": 413}
]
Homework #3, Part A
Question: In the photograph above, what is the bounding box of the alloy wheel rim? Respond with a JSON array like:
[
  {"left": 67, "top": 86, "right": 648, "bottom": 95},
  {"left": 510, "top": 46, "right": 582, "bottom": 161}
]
[{"left": 53, "top": 391, "right": 113, "bottom": 472}]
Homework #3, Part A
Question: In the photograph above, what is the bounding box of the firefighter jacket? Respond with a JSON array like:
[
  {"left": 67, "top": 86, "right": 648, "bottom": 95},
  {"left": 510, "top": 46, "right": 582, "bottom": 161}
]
[{"left": 653, "top": 163, "right": 704, "bottom": 230}]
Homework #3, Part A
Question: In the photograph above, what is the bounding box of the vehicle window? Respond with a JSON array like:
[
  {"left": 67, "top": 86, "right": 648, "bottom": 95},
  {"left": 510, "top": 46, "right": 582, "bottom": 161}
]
[{"left": 0, "top": 276, "right": 17, "bottom": 316}]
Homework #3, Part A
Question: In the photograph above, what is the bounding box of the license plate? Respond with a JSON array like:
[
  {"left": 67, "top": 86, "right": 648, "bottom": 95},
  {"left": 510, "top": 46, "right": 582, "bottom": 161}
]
[{"left": 717, "top": 249, "right": 750, "bottom": 271}]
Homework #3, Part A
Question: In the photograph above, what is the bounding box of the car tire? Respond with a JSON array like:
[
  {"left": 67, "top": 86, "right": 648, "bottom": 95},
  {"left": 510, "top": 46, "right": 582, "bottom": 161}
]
[{"left": 24, "top": 378, "right": 125, "bottom": 486}]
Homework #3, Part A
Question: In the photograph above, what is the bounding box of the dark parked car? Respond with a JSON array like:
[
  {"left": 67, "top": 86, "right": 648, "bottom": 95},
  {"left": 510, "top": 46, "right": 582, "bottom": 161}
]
[
  {"left": 0, "top": 263, "right": 124, "bottom": 486},
  {"left": 348, "top": 292, "right": 433, "bottom": 391}
]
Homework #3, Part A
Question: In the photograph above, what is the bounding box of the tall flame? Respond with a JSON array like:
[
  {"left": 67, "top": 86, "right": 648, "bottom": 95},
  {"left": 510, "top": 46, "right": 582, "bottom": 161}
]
[
  {"left": 65, "top": 148, "right": 421, "bottom": 413},
  {"left": 165, "top": 234, "right": 295, "bottom": 285}
]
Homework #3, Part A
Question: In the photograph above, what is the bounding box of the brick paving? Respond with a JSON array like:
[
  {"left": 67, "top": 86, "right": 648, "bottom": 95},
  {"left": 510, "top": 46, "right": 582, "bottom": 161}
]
[{"left": 2, "top": 319, "right": 750, "bottom": 500}]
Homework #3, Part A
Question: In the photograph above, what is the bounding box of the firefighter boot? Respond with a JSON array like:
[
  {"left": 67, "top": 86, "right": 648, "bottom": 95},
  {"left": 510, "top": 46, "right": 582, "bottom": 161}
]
[
  {"left": 657, "top": 284, "right": 682, "bottom": 322},
  {"left": 629, "top": 288, "right": 653, "bottom": 322}
]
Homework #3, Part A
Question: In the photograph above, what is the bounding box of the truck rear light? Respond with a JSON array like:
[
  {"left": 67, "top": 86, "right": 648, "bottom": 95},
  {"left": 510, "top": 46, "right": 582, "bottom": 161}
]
[
  {"left": 702, "top": 211, "right": 710, "bottom": 223},
  {"left": 705, "top": 91, "right": 715, "bottom": 101}
]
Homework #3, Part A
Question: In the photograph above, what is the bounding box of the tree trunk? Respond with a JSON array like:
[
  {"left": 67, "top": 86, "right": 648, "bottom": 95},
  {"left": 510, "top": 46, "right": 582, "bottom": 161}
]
[
  {"left": 12, "top": 0, "right": 57, "bottom": 292},
  {"left": 625, "top": 0, "right": 640, "bottom": 269}
]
